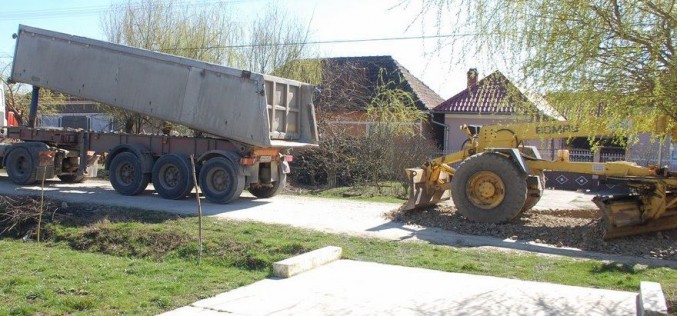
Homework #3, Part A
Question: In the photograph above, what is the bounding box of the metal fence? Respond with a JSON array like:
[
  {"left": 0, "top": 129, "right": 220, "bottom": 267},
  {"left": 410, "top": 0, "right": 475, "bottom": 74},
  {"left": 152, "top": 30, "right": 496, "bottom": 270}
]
[{"left": 568, "top": 149, "right": 593, "bottom": 162}]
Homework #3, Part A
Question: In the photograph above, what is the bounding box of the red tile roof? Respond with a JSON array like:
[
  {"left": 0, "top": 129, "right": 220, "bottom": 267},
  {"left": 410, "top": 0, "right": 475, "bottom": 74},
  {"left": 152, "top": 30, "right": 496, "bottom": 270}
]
[
  {"left": 434, "top": 71, "right": 515, "bottom": 113},
  {"left": 433, "top": 71, "right": 563, "bottom": 120}
]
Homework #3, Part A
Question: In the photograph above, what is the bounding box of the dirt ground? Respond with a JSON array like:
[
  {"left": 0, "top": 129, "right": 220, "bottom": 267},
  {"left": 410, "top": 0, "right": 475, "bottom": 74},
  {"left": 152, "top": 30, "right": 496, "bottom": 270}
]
[{"left": 390, "top": 205, "right": 677, "bottom": 261}]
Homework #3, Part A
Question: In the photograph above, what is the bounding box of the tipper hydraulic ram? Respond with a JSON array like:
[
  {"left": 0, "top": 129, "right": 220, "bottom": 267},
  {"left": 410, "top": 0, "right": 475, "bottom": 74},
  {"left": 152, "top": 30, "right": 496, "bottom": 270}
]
[
  {"left": 403, "top": 120, "right": 677, "bottom": 238},
  {"left": 2, "top": 25, "right": 318, "bottom": 203}
]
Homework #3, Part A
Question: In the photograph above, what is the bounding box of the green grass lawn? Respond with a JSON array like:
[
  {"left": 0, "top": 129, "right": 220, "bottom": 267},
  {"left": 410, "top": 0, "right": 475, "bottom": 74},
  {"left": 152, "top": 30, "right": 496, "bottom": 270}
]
[
  {"left": 0, "top": 241, "right": 264, "bottom": 316},
  {"left": 0, "top": 204, "right": 675, "bottom": 315}
]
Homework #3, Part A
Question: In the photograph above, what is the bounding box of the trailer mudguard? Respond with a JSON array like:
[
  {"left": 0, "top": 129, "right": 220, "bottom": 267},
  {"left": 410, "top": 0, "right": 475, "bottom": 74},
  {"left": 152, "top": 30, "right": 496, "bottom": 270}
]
[{"left": 105, "top": 144, "right": 154, "bottom": 174}]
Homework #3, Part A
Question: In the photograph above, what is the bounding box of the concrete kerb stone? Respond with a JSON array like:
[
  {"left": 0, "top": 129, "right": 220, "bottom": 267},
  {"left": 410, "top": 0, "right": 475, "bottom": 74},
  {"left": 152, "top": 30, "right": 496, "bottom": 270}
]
[
  {"left": 637, "top": 281, "right": 668, "bottom": 316},
  {"left": 273, "top": 246, "right": 342, "bottom": 278}
]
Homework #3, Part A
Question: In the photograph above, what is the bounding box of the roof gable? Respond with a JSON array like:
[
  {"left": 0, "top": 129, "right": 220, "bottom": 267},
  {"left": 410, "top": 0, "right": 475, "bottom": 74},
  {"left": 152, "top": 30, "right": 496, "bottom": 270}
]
[
  {"left": 318, "top": 56, "right": 443, "bottom": 111},
  {"left": 434, "top": 71, "right": 517, "bottom": 113},
  {"left": 433, "top": 70, "right": 563, "bottom": 120}
]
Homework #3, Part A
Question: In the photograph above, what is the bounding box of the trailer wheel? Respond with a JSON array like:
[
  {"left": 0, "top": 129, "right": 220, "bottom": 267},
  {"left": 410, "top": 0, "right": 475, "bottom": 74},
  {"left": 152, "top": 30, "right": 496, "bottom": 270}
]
[
  {"left": 152, "top": 154, "right": 194, "bottom": 200},
  {"left": 199, "top": 157, "right": 244, "bottom": 204},
  {"left": 248, "top": 170, "right": 287, "bottom": 198},
  {"left": 5, "top": 147, "right": 38, "bottom": 185},
  {"left": 451, "top": 153, "right": 527, "bottom": 223},
  {"left": 109, "top": 152, "right": 150, "bottom": 195},
  {"left": 57, "top": 174, "right": 86, "bottom": 183}
]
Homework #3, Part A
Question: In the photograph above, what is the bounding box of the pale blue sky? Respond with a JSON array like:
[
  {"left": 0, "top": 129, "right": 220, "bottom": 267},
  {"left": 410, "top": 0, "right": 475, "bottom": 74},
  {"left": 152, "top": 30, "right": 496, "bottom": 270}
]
[{"left": 0, "top": 0, "right": 475, "bottom": 99}]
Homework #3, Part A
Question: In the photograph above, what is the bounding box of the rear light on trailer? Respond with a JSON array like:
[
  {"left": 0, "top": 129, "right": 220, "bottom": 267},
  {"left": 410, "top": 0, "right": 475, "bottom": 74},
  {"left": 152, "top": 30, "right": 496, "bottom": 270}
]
[
  {"left": 240, "top": 157, "right": 255, "bottom": 166},
  {"left": 241, "top": 153, "right": 291, "bottom": 165},
  {"left": 38, "top": 150, "right": 55, "bottom": 165}
]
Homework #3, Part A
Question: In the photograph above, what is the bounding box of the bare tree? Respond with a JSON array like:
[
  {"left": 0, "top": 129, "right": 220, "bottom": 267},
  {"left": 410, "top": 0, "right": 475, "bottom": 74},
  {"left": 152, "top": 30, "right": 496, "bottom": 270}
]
[
  {"left": 1, "top": 62, "right": 66, "bottom": 126},
  {"left": 100, "top": 1, "right": 319, "bottom": 134},
  {"left": 315, "top": 60, "right": 373, "bottom": 119},
  {"left": 101, "top": 0, "right": 241, "bottom": 133},
  {"left": 241, "top": 5, "right": 312, "bottom": 74}
]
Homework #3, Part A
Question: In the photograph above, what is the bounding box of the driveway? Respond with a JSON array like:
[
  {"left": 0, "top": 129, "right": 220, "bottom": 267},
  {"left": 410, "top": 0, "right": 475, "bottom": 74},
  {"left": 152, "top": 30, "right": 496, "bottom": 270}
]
[{"left": 0, "top": 173, "right": 674, "bottom": 268}]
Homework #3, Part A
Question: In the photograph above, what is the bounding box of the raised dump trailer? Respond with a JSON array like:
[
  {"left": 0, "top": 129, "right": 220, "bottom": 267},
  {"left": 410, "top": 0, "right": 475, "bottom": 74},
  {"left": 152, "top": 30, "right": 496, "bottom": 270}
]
[{"left": 3, "top": 25, "right": 318, "bottom": 203}]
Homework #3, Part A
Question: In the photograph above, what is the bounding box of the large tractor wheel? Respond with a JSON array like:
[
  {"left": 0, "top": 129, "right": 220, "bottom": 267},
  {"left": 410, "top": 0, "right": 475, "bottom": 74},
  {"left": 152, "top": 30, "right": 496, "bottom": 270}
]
[
  {"left": 521, "top": 174, "right": 545, "bottom": 213},
  {"left": 198, "top": 157, "right": 244, "bottom": 204},
  {"left": 152, "top": 154, "right": 194, "bottom": 200},
  {"left": 109, "top": 152, "right": 150, "bottom": 196},
  {"left": 248, "top": 167, "right": 286, "bottom": 198},
  {"left": 5, "top": 147, "right": 38, "bottom": 185},
  {"left": 451, "top": 153, "right": 527, "bottom": 223}
]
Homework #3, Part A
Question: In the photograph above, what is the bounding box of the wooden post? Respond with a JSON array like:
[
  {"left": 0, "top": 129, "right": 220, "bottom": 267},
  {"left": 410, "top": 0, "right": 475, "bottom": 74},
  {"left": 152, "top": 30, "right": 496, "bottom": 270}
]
[
  {"left": 190, "top": 155, "right": 203, "bottom": 265},
  {"left": 37, "top": 165, "right": 47, "bottom": 243}
]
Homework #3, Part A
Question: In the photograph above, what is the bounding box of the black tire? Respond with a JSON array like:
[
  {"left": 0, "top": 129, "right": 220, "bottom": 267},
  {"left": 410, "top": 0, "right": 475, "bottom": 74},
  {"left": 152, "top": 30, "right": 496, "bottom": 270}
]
[
  {"left": 451, "top": 153, "right": 527, "bottom": 223},
  {"left": 198, "top": 157, "right": 244, "bottom": 204},
  {"left": 5, "top": 147, "right": 38, "bottom": 185},
  {"left": 57, "top": 174, "right": 86, "bottom": 183},
  {"left": 521, "top": 174, "right": 544, "bottom": 213},
  {"left": 248, "top": 169, "right": 287, "bottom": 198},
  {"left": 109, "top": 152, "right": 150, "bottom": 196},
  {"left": 152, "top": 154, "right": 194, "bottom": 200}
]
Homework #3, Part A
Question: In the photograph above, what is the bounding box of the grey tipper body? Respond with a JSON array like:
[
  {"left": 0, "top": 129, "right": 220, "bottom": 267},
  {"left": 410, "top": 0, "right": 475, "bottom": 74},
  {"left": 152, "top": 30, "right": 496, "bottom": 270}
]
[{"left": 10, "top": 25, "right": 318, "bottom": 148}]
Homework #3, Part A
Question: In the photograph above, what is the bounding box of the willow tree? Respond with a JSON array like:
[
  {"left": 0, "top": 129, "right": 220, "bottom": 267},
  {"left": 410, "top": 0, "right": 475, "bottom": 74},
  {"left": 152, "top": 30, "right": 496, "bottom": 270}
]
[
  {"left": 411, "top": 0, "right": 676, "bottom": 137},
  {"left": 362, "top": 71, "right": 434, "bottom": 194}
]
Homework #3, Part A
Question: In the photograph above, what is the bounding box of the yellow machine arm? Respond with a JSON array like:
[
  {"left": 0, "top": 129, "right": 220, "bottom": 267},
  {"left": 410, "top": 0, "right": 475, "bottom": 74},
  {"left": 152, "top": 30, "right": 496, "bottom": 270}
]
[{"left": 402, "top": 120, "right": 677, "bottom": 238}]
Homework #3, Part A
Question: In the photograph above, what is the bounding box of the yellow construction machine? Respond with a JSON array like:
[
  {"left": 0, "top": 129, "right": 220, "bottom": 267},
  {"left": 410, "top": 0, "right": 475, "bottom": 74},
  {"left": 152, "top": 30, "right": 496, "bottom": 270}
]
[{"left": 403, "top": 120, "right": 677, "bottom": 238}]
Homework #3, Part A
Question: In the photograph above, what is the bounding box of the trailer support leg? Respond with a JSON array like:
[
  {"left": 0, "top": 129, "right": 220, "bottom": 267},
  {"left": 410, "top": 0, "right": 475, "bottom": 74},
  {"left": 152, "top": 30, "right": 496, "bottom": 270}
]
[{"left": 28, "top": 86, "right": 40, "bottom": 128}]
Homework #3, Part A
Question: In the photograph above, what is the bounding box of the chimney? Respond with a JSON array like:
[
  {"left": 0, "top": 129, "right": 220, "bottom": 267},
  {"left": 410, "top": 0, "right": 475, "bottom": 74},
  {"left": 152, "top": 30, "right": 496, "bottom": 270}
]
[{"left": 467, "top": 68, "right": 478, "bottom": 90}]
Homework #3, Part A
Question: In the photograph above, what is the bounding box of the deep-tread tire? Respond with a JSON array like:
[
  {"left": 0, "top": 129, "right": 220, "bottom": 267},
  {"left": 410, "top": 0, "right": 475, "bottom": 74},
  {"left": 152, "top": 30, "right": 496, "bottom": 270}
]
[
  {"left": 451, "top": 153, "right": 527, "bottom": 223},
  {"left": 5, "top": 147, "right": 38, "bottom": 185},
  {"left": 109, "top": 152, "right": 150, "bottom": 196},
  {"left": 199, "top": 157, "right": 244, "bottom": 204},
  {"left": 152, "top": 154, "right": 194, "bottom": 200},
  {"left": 248, "top": 170, "right": 287, "bottom": 198},
  {"left": 521, "top": 174, "right": 544, "bottom": 213},
  {"left": 57, "top": 174, "right": 86, "bottom": 183}
]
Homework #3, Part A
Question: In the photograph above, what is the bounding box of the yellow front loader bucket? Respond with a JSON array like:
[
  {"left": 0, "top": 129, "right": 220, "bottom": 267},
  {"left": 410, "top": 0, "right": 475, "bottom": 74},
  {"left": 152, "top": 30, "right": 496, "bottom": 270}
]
[{"left": 401, "top": 166, "right": 453, "bottom": 211}]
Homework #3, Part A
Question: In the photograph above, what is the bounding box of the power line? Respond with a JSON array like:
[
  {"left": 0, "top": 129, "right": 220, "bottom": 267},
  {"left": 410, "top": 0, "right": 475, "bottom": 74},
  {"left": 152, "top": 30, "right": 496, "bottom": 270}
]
[
  {"left": 0, "top": 33, "right": 469, "bottom": 59},
  {"left": 162, "top": 33, "right": 470, "bottom": 51}
]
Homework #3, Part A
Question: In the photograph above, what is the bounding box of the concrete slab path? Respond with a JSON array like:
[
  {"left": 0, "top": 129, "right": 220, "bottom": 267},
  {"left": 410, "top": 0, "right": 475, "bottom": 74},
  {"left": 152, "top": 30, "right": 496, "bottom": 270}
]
[{"left": 162, "top": 259, "right": 638, "bottom": 316}]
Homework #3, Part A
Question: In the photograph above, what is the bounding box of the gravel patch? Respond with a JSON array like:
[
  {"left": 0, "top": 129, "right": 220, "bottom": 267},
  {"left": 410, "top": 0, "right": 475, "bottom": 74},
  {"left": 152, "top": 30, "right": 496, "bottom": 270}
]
[{"left": 389, "top": 205, "right": 677, "bottom": 261}]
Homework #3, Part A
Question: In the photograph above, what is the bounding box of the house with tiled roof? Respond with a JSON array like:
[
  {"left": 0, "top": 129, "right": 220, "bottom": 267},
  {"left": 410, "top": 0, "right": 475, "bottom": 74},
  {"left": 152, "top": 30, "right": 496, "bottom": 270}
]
[
  {"left": 432, "top": 69, "right": 563, "bottom": 153},
  {"left": 433, "top": 69, "right": 676, "bottom": 191},
  {"left": 315, "top": 56, "right": 444, "bottom": 142}
]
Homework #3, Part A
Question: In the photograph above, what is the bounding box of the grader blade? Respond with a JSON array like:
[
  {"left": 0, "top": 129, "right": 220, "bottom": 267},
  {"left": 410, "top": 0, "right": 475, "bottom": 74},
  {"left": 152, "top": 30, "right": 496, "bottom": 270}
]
[
  {"left": 400, "top": 167, "right": 451, "bottom": 212},
  {"left": 593, "top": 195, "right": 677, "bottom": 239}
]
